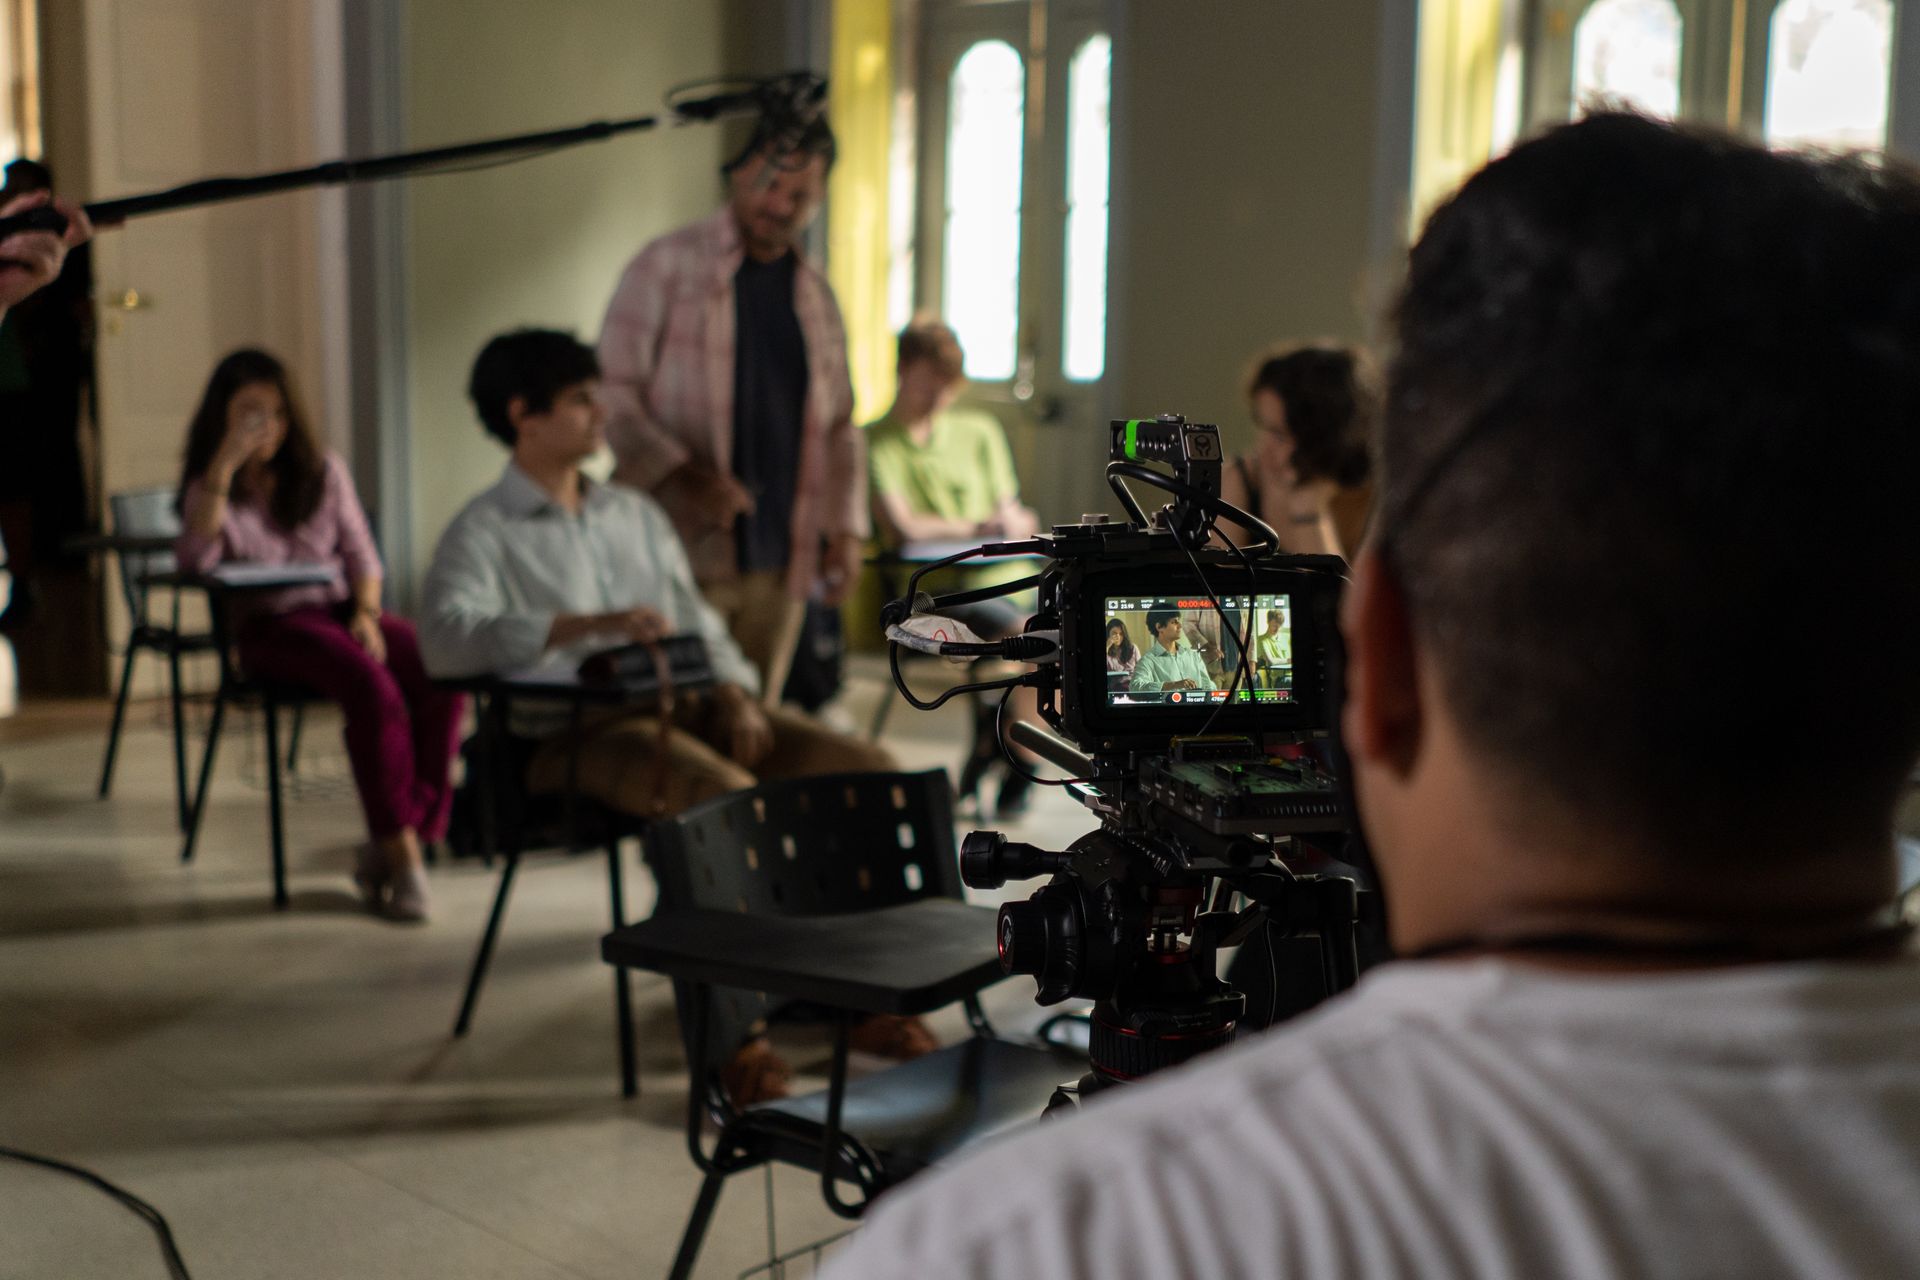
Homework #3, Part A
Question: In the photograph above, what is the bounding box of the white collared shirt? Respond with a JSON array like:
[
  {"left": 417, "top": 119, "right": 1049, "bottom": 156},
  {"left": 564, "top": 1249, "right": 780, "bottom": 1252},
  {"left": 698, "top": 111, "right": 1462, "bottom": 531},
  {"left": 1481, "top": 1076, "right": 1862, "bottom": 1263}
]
[{"left": 418, "top": 461, "right": 759, "bottom": 694}]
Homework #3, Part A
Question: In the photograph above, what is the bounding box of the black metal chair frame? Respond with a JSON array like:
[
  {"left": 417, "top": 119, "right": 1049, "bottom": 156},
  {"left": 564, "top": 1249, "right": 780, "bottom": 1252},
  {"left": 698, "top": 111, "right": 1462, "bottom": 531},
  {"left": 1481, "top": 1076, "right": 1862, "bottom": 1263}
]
[
  {"left": 171, "top": 573, "right": 324, "bottom": 909},
  {"left": 445, "top": 683, "right": 646, "bottom": 1099},
  {"left": 93, "top": 495, "right": 214, "bottom": 830},
  {"left": 671, "top": 973, "right": 998, "bottom": 1276},
  {"left": 615, "top": 769, "right": 1078, "bottom": 1280}
]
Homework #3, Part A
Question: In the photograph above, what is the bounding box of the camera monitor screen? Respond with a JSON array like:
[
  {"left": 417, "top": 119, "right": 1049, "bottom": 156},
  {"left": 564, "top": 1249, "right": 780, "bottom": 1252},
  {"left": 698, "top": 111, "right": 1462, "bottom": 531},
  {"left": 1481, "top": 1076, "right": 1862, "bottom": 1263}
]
[{"left": 1102, "top": 594, "right": 1294, "bottom": 709}]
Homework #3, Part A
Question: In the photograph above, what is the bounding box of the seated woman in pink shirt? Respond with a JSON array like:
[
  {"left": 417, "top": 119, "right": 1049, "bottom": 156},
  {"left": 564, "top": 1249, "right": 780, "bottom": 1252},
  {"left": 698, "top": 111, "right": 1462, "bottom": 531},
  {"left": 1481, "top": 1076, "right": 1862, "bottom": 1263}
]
[{"left": 175, "top": 349, "right": 461, "bottom": 922}]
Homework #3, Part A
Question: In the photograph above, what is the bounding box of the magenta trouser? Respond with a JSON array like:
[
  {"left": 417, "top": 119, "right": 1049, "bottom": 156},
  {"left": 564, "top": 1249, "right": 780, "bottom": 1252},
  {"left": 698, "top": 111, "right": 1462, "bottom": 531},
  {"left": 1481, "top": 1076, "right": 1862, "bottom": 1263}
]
[{"left": 237, "top": 606, "right": 464, "bottom": 843}]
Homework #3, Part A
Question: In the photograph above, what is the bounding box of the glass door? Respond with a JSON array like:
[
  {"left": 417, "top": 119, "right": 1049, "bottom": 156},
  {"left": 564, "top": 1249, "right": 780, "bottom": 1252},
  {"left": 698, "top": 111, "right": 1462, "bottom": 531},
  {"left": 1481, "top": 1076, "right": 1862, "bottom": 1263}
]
[
  {"left": 1523, "top": 0, "right": 1897, "bottom": 149},
  {"left": 915, "top": 0, "right": 1112, "bottom": 525}
]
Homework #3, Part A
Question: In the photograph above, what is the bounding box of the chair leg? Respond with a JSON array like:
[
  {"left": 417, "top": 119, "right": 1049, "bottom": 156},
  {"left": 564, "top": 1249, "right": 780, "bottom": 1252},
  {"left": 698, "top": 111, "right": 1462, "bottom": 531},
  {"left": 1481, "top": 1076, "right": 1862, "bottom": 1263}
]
[
  {"left": 97, "top": 642, "right": 139, "bottom": 799},
  {"left": 168, "top": 647, "right": 190, "bottom": 830},
  {"left": 453, "top": 849, "right": 520, "bottom": 1036},
  {"left": 181, "top": 687, "right": 228, "bottom": 865},
  {"left": 285, "top": 703, "right": 304, "bottom": 775},
  {"left": 264, "top": 700, "right": 289, "bottom": 910},
  {"left": 668, "top": 1164, "right": 730, "bottom": 1280},
  {"left": 608, "top": 837, "right": 637, "bottom": 1099}
]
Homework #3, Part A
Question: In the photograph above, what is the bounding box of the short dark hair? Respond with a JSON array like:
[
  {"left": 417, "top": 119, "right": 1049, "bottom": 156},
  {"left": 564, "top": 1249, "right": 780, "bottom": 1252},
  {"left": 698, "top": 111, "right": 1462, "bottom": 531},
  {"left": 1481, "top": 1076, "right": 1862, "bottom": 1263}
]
[
  {"left": 1377, "top": 112, "right": 1920, "bottom": 857},
  {"left": 1146, "top": 609, "right": 1180, "bottom": 636},
  {"left": 723, "top": 113, "right": 838, "bottom": 176},
  {"left": 1246, "top": 343, "right": 1375, "bottom": 487},
  {"left": 897, "top": 317, "right": 965, "bottom": 383},
  {"left": 467, "top": 329, "right": 600, "bottom": 447}
]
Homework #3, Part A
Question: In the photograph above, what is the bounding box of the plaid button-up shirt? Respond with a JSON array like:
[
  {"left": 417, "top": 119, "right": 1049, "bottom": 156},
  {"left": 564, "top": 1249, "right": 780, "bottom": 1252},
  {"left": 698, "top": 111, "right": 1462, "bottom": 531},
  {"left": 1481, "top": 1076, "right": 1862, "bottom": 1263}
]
[{"left": 597, "top": 207, "right": 864, "bottom": 598}]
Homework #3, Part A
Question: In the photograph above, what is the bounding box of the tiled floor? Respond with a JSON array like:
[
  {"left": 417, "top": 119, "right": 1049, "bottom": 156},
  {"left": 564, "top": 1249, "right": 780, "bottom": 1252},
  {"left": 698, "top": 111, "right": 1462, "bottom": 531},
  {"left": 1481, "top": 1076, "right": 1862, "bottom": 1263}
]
[{"left": 0, "top": 658, "right": 1092, "bottom": 1279}]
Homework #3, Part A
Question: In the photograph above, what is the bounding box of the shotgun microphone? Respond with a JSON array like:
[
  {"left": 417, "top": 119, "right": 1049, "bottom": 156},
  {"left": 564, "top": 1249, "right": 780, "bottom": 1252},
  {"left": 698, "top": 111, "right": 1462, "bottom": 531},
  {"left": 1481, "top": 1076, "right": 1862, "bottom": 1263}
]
[{"left": 672, "top": 73, "right": 827, "bottom": 126}]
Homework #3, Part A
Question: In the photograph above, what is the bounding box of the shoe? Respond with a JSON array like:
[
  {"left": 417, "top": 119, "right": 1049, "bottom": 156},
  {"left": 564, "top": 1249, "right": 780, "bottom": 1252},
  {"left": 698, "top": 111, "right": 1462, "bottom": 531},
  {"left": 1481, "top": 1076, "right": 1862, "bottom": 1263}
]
[
  {"left": 352, "top": 844, "right": 387, "bottom": 910},
  {"left": 721, "top": 1036, "right": 793, "bottom": 1108},
  {"left": 384, "top": 863, "right": 431, "bottom": 923},
  {"left": 994, "top": 771, "right": 1034, "bottom": 821},
  {"left": 848, "top": 1014, "right": 938, "bottom": 1060}
]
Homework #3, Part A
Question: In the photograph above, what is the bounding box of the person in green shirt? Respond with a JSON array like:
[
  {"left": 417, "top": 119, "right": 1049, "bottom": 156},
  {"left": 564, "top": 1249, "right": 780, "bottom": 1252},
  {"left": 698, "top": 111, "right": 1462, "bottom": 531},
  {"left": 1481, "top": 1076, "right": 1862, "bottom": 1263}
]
[
  {"left": 867, "top": 319, "right": 1042, "bottom": 815},
  {"left": 1255, "top": 609, "right": 1292, "bottom": 688},
  {"left": 1130, "top": 610, "right": 1217, "bottom": 694},
  {"left": 867, "top": 318, "right": 1039, "bottom": 554}
]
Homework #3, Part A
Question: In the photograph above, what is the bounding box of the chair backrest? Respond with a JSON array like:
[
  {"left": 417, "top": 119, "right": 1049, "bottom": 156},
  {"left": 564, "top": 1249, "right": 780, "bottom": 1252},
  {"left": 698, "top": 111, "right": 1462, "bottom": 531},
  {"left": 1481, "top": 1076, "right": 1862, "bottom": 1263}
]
[
  {"left": 108, "top": 488, "right": 182, "bottom": 617},
  {"left": 647, "top": 768, "right": 965, "bottom": 1100},
  {"left": 647, "top": 768, "right": 964, "bottom": 918}
]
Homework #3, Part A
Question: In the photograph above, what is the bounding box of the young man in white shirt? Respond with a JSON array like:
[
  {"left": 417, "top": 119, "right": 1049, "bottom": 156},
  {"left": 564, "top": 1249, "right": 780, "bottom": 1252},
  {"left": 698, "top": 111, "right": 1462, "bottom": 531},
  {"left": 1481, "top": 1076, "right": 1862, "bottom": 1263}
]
[
  {"left": 824, "top": 114, "right": 1920, "bottom": 1280},
  {"left": 422, "top": 330, "right": 929, "bottom": 1102}
]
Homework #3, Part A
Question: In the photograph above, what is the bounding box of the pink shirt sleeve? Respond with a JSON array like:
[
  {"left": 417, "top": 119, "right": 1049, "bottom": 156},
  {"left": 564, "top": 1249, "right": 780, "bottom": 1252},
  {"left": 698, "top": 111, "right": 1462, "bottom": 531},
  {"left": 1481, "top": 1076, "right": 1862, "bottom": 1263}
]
[
  {"left": 599, "top": 243, "right": 693, "bottom": 490},
  {"left": 172, "top": 479, "right": 226, "bottom": 574},
  {"left": 326, "top": 454, "right": 383, "bottom": 585}
]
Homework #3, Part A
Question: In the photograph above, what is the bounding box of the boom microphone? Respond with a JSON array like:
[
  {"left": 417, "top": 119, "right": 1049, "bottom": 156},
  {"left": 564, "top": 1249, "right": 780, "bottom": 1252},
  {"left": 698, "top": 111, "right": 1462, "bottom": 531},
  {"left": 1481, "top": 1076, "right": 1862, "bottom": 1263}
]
[
  {"left": 671, "top": 72, "right": 827, "bottom": 126},
  {"left": 0, "top": 71, "right": 831, "bottom": 242}
]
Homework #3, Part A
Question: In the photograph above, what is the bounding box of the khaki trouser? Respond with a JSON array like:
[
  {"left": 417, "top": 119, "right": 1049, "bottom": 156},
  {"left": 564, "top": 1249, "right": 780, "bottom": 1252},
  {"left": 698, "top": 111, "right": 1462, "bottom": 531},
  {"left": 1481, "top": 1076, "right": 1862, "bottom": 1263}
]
[
  {"left": 701, "top": 571, "right": 808, "bottom": 707},
  {"left": 527, "top": 694, "right": 894, "bottom": 819}
]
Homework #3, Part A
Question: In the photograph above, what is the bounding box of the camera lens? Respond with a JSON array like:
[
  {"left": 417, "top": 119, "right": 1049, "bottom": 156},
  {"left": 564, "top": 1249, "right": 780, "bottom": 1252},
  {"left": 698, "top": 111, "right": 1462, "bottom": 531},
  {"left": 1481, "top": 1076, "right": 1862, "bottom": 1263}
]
[
  {"left": 997, "top": 899, "right": 1050, "bottom": 974},
  {"left": 961, "top": 831, "right": 1009, "bottom": 890}
]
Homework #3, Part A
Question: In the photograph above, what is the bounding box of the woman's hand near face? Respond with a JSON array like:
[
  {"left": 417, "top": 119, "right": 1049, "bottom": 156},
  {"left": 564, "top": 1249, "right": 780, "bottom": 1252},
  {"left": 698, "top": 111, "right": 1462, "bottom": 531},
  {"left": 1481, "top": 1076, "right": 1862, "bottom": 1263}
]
[{"left": 212, "top": 408, "right": 273, "bottom": 483}]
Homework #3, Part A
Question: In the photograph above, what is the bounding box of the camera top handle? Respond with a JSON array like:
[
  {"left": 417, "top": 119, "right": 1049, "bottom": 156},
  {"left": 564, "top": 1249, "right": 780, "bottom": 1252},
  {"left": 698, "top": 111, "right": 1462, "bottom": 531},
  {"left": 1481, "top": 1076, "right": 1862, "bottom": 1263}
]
[{"left": 1107, "top": 415, "right": 1280, "bottom": 555}]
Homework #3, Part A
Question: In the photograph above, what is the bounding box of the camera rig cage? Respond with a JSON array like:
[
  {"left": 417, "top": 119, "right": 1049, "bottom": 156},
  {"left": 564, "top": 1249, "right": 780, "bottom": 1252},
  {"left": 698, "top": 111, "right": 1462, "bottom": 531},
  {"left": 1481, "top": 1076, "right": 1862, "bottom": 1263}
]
[{"left": 882, "top": 414, "right": 1374, "bottom": 1098}]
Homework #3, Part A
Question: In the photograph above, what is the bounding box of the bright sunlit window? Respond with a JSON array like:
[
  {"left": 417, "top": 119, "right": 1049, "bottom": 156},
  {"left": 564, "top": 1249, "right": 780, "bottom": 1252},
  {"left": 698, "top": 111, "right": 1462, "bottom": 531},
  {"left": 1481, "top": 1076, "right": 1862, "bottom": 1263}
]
[
  {"left": 1573, "top": 0, "right": 1683, "bottom": 119},
  {"left": 0, "top": 0, "right": 41, "bottom": 168},
  {"left": 1765, "top": 0, "right": 1893, "bottom": 151},
  {"left": 1062, "top": 33, "right": 1110, "bottom": 383},
  {"left": 941, "top": 40, "right": 1025, "bottom": 381}
]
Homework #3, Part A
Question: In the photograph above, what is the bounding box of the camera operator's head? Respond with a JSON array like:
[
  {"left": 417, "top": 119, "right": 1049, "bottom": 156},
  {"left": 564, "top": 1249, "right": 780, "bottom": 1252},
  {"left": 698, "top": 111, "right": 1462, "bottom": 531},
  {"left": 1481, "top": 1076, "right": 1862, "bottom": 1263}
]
[{"left": 1344, "top": 113, "right": 1920, "bottom": 953}]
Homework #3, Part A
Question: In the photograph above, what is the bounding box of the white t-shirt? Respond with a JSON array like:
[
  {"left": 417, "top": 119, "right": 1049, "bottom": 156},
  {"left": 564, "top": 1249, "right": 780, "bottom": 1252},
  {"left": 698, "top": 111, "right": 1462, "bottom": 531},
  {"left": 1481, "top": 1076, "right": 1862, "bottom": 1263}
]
[{"left": 824, "top": 956, "right": 1920, "bottom": 1280}]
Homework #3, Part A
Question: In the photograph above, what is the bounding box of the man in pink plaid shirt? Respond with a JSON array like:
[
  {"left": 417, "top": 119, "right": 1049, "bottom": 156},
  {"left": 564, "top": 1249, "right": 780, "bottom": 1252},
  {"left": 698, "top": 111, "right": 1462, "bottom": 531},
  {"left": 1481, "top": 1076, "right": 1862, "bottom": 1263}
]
[{"left": 596, "top": 117, "right": 864, "bottom": 706}]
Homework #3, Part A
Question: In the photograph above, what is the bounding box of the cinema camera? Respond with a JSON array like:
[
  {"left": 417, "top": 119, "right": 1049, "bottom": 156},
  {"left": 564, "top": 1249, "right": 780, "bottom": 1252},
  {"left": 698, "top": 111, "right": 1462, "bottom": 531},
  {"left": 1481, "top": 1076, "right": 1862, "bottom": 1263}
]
[{"left": 883, "top": 414, "right": 1369, "bottom": 1103}]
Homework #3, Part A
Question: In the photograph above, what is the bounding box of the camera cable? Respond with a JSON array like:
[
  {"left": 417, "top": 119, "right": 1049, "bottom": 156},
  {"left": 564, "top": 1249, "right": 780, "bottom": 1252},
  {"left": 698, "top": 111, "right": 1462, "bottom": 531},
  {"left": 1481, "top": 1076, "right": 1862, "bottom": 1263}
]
[{"left": 0, "top": 1144, "right": 193, "bottom": 1279}]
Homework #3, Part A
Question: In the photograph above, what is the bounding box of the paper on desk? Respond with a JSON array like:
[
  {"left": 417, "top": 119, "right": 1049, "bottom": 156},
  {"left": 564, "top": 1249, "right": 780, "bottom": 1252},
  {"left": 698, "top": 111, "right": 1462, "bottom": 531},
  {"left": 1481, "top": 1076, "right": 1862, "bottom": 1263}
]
[{"left": 205, "top": 562, "right": 339, "bottom": 588}]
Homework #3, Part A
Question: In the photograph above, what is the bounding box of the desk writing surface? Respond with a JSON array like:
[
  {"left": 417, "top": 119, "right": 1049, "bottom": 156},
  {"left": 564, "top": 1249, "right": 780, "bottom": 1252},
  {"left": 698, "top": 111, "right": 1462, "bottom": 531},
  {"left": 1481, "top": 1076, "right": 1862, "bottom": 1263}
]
[
  {"left": 203, "top": 562, "right": 338, "bottom": 589},
  {"left": 602, "top": 898, "right": 1007, "bottom": 1016}
]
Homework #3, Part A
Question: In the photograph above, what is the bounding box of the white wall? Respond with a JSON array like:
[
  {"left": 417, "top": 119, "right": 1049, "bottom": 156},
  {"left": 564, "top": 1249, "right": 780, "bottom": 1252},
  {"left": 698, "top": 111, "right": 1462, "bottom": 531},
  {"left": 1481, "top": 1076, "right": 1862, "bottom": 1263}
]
[
  {"left": 1092, "top": 0, "right": 1404, "bottom": 517},
  {"left": 399, "top": 1, "right": 738, "bottom": 593}
]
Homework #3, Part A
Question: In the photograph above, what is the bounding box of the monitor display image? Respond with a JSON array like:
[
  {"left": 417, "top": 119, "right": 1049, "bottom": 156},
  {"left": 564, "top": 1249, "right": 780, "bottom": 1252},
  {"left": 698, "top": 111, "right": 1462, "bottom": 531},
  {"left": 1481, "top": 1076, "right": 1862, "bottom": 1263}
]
[{"left": 1101, "top": 594, "right": 1293, "bottom": 709}]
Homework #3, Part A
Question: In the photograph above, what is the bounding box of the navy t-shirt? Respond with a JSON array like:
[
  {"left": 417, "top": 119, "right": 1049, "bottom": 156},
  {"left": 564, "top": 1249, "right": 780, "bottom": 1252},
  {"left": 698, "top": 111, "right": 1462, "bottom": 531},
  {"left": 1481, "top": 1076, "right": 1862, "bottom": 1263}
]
[{"left": 732, "top": 252, "right": 808, "bottom": 572}]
